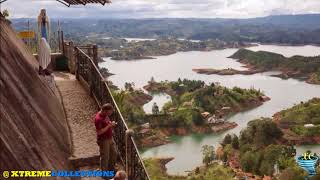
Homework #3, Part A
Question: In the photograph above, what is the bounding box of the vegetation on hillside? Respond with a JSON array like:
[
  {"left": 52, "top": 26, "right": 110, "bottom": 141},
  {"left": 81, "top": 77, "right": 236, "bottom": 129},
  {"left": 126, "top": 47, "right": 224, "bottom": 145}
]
[
  {"left": 143, "top": 158, "right": 185, "bottom": 180},
  {"left": 230, "top": 49, "right": 320, "bottom": 84},
  {"left": 144, "top": 78, "right": 265, "bottom": 128},
  {"left": 230, "top": 49, "right": 286, "bottom": 69},
  {"left": 144, "top": 156, "right": 235, "bottom": 180},
  {"left": 145, "top": 115, "right": 316, "bottom": 180},
  {"left": 219, "top": 118, "right": 308, "bottom": 179},
  {"left": 276, "top": 98, "right": 320, "bottom": 137},
  {"left": 112, "top": 88, "right": 151, "bottom": 126},
  {"left": 112, "top": 78, "right": 266, "bottom": 148},
  {"left": 187, "top": 163, "right": 235, "bottom": 180}
]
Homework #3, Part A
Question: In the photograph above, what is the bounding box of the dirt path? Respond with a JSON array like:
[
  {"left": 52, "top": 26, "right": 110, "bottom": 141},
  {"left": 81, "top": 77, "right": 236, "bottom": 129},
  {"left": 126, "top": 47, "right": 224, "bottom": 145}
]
[{"left": 54, "top": 72, "right": 99, "bottom": 158}]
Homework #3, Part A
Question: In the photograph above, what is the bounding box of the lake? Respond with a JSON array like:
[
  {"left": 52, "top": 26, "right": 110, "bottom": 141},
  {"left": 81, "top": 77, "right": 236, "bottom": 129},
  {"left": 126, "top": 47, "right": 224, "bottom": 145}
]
[{"left": 99, "top": 44, "right": 320, "bottom": 175}]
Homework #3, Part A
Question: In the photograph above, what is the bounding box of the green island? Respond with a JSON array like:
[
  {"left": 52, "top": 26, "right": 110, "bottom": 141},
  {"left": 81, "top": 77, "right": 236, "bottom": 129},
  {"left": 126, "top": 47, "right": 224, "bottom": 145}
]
[
  {"left": 194, "top": 48, "right": 320, "bottom": 84},
  {"left": 112, "top": 78, "right": 269, "bottom": 148},
  {"left": 143, "top": 78, "right": 269, "bottom": 118},
  {"left": 96, "top": 38, "right": 251, "bottom": 60}
]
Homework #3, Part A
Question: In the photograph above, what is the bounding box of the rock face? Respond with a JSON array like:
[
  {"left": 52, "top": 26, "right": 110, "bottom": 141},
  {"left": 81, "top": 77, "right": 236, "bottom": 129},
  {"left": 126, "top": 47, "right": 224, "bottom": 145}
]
[{"left": 0, "top": 16, "right": 70, "bottom": 173}]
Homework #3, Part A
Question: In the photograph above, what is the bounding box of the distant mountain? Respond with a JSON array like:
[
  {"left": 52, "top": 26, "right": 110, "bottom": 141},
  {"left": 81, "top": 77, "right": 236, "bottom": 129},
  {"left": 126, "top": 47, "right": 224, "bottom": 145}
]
[
  {"left": 234, "top": 14, "right": 320, "bottom": 29},
  {"left": 10, "top": 14, "right": 320, "bottom": 44}
]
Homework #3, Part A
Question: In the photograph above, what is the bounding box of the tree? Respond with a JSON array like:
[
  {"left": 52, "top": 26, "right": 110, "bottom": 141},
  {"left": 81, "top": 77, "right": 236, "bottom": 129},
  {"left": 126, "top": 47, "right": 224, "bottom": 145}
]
[
  {"left": 259, "top": 160, "right": 274, "bottom": 176},
  {"left": 278, "top": 157, "right": 297, "bottom": 171},
  {"left": 124, "top": 82, "right": 134, "bottom": 92},
  {"left": 231, "top": 135, "right": 239, "bottom": 149},
  {"left": 127, "top": 110, "right": 135, "bottom": 123},
  {"left": 222, "top": 144, "right": 233, "bottom": 162},
  {"left": 149, "top": 76, "right": 156, "bottom": 84},
  {"left": 283, "top": 145, "right": 296, "bottom": 157},
  {"left": 99, "top": 67, "right": 110, "bottom": 78},
  {"left": 222, "top": 134, "right": 232, "bottom": 146},
  {"left": 240, "top": 118, "right": 283, "bottom": 148},
  {"left": 112, "top": 90, "right": 125, "bottom": 113},
  {"left": 259, "top": 145, "right": 283, "bottom": 176},
  {"left": 2, "top": 9, "right": 9, "bottom": 18},
  {"left": 202, "top": 145, "right": 215, "bottom": 166},
  {"left": 192, "top": 110, "right": 204, "bottom": 125},
  {"left": 240, "top": 151, "right": 262, "bottom": 174},
  {"left": 240, "top": 151, "right": 255, "bottom": 172}
]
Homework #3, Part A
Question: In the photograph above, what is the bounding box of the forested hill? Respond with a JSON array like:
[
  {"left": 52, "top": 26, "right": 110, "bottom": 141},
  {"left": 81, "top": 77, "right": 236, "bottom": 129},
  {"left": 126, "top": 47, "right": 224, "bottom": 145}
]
[
  {"left": 230, "top": 49, "right": 320, "bottom": 84},
  {"left": 11, "top": 14, "right": 320, "bottom": 44},
  {"left": 230, "top": 49, "right": 320, "bottom": 70},
  {"left": 275, "top": 98, "right": 320, "bottom": 139}
]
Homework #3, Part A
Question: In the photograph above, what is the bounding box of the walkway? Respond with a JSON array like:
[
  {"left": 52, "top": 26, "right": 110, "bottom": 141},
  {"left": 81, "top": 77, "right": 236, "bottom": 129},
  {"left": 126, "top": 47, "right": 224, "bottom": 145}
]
[
  {"left": 54, "top": 72, "right": 124, "bottom": 179},
  {"left": 54, "top": 72, "right": 99, "bottom": 160}
]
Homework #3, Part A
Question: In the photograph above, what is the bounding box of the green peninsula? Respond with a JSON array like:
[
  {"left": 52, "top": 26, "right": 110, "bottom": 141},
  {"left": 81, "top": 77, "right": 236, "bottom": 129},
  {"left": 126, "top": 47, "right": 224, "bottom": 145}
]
[
  {"left": 274, "top": 98, "right": 320, "bottom": 144},
  {"left": 195, "top": 49, "right": 320, "bottom": 84}
]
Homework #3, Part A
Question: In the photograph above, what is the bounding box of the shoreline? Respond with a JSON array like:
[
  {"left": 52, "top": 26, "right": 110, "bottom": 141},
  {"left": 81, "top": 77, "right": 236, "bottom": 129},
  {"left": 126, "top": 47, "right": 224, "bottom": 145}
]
[
  {"left": 137, "top": 122, "right": 239, "bottom": 149},
  {"left": 102, "top": 40, "right": 255, "bottom": 61},
  {"left": 258, "top": 42, "right": 320, "bottom": 47},
  {"left": 193, "top": 55, "right": 320, "bottom": 85},
  {"left": 192, "top": 67, "right": 264, "bottom": 76}
]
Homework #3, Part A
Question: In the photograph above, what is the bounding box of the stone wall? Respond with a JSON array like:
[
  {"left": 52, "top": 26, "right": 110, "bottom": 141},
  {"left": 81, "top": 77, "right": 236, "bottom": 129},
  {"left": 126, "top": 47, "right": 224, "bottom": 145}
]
[{"left": 0, "top": 15, "right": 71, "bottom": 175}]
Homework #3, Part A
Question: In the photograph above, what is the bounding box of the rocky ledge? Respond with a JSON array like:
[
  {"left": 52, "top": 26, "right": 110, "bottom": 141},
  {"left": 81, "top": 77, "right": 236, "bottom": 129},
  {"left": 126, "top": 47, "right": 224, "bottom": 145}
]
[
  {"left": 211, "top": 122, "right": 238, "bottom": 133},
  {"left": 192, "top": 68, "right": 263, "bottom": 75}
]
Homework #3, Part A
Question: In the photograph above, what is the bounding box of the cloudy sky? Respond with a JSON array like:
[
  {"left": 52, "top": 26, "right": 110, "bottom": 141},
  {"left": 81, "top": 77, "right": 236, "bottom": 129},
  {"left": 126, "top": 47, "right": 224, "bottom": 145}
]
[{"left": 1, "top": 0, "right": 320, "bottom": 19}]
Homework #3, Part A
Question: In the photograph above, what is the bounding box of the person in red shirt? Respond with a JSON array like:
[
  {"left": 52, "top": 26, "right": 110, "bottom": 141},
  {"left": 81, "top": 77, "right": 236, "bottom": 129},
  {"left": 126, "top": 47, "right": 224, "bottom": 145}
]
[{"left": 95, "top": 103, "right": 117, "bottom": 171}]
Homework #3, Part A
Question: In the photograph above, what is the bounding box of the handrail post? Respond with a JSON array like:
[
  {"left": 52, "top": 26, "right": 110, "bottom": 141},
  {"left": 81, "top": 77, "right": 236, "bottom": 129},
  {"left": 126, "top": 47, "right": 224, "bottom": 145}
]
[
  {"left": 93, "top": 44, "right": 98, "bottom": 65},
  {"left": 61, "top": 31, "right": 64, "bottom": 54},
  {"left": 89, "top": 63, "right": 94, "bottom": 96},
  {"left": 69, "top": 41, "right": 76, "bottom": 74},
  {"left": 125, "top": 129, "right": 134, "bottom": 179},
  {"left": 88, "top": 46, "right": 94, "bottom": 97},
  {"left": 75, "top": 47, "right": 79, "bottom": 80}
]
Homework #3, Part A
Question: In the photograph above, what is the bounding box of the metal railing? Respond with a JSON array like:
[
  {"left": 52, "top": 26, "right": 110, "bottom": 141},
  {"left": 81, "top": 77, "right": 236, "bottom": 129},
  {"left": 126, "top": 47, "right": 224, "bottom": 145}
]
[{"left": 74, "top": 46, "right": 150, "bottom": 180}]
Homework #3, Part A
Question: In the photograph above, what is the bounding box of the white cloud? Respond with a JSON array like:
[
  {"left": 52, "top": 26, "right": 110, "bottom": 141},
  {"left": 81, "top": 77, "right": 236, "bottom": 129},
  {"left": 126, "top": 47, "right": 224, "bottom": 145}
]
[{"left": 1, "top": 0, "right": 320, "bottom": 18}]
